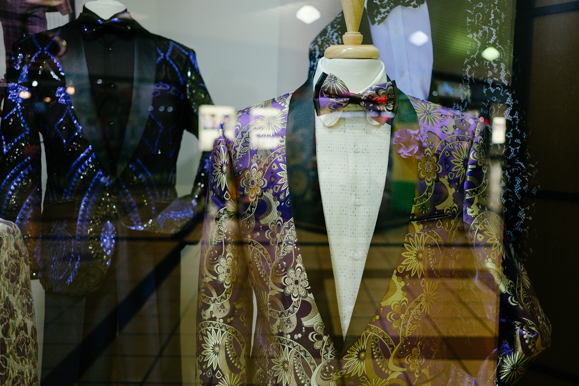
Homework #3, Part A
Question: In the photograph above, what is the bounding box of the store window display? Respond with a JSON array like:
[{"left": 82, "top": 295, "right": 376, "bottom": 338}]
[
  {"left": 0, "top": 0, "right": 564, "bottom": 385},
  {"left": 195, "top": 1, "right": 550, "bottom": 385}
]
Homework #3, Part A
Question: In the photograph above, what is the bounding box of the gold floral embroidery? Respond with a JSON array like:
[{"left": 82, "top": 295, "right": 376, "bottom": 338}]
[
  {"left": 201, "top": 328, "right": 225, "bottom": 371},
  {"left": 401, "top": 233, "right": 427, "bottom": 278},
  {"left": 240, "top": 167, "right": 266, "bottom": 202},
  {"left": 415, "top": 101, "right": 442, "bottom": 128},
  {"left": 450, "top": 142, "right": 470, "bottom": 182},
  {"left": 386, "top": 299, "right": 408, "bottom": 330},
  {"left": 272, "top": 346, "right": 294, "bottom": 386},
  {"left": 406, "top": 346, "right": 425, "bottom": 376},
  {"left": 418, "top": 150, "right": 439, "bottom": 181},
  {"left": 216, "top": 254, "right": 238, "bottom": 286},
  {"left": 421, "top": 281, "right": 439, "bottom": 315},
  {"left": 212, "top": 145, "right": 229, "bottom": 191},
  {"left": 343, "top": 335, "right": 369, "bottom": 377},
  {"left": 283, "top": 266, "right": 309, "bottom": 299},
  {"left": 217, "top": 373, "right": 243, "bottom": 386},
  {"left": 499, "top": 352, "right": 529, "bottom": 383}
]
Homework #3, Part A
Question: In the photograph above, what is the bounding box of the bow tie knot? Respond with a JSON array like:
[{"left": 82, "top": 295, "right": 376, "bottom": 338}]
[
  {"left": 81, "top": 10, "right": 134, "bottom": 40},
  {"left": 314, "top": 72, "right": 396, "bottom": 126}
]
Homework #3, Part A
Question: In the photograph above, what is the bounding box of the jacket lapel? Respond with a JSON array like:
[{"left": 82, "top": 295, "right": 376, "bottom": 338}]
[
  {"left": 287, "top": 78, "right": 421, "bottom": 355},
  {"left": 117, "top": 23, "right": 156, "bottom": 179},
  {"left": 286, "top": 76, "right": 345, "bottom": 351},
  {"left": 59, "top": 21, "right": 107, "bottom": 173},
  {"left": 58, "top": 20, "right": 156, "bottom": 180}
]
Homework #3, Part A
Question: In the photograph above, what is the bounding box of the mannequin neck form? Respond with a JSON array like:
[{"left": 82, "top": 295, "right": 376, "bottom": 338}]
[
  {"left": 315, "top": 58, "right": 383, "bottom": 93},
  {"left": 85, "top": 0, "right": 126, "bottom": 19}
]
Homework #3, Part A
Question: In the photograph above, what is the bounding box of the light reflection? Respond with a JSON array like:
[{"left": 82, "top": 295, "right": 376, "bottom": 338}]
[
  {"left": 409, "top": 31, "right": 429, "bottom": 47},
  {"left": 482, "top": 47, "right": 500, "bottom": 61},
  {"left": 296, "top": 5, "right": 321, "bottom": 25}
]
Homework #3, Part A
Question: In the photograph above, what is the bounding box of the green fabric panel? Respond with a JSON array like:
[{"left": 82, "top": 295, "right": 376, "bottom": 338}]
[{"left": 392, "top": 180, "right": 416, "bottom": 211}]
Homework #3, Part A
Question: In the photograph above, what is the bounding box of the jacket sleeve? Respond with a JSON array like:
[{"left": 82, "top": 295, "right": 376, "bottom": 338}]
[
  {"left": 0, "top": 42, "right": 43, "bottom": 277},
  {"left": 185, "top": 48, "right": 213, "bottom": 137},
  {"left": 151, "top": 48, "right": 214, "bottom": 237},
  {"left": 196, "top": 134, "right": 253, "bottom": 385},
  {"left": 463, "top": 121, "right": 551, "bottom": 385}
]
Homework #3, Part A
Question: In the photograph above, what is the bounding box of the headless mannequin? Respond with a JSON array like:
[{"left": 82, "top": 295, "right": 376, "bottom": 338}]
[
  {"left": 85, "top": 0, "right": 126, "bottom": 19},
  {"left": 314, "top": 57, "right": 391, "bottom": 338}
]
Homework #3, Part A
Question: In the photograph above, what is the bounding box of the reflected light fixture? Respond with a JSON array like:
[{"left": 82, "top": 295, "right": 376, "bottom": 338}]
[
  {"left": 482, "top": 47, "right": 500, "bottom": 61},
  {"left": 409, "top": 31, "right": 429, "bottom": 47},
  {"left": 296, "top": 5, "right": 321, "bottom": 24}
]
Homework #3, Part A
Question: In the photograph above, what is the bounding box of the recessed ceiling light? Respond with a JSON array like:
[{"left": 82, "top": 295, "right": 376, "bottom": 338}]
[
  {"left": 296, "top": 5, "right": 321, "bottom": 25},
  {"left": 482, "top": 47, "right": 500, "bottom": 61},
  {"left": 409, "top": 31, "right": 429, "bottom": 46}
]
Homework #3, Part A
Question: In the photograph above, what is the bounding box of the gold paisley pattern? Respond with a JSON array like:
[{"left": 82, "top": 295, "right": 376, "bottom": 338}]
[
  {"left": 0, "top": 220, "right": 38, "bottom": 386},
  {"left": 197, "top": 93, "right": 550, "bottom": 386}
]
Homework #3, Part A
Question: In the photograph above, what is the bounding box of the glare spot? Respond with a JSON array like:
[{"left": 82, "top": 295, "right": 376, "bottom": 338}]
[
  {"left": 296, "top": 6, "right": 321, "bottom": 24},
  {"left": 409, "top": 31, "right": 429, "bottom": 47}
]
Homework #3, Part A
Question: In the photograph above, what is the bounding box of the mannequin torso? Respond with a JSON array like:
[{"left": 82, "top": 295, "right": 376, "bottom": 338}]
[{"left": 84, "top": 0, "right": 126, "bottom": 19}]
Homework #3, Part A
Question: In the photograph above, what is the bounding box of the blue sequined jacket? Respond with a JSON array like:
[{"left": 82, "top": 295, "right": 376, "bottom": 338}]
[{"left": 0, "top": 17, "right": 212, "bottom": 296}]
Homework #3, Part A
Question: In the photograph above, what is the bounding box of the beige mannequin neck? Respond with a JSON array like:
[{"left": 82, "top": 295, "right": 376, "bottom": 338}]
[
  {"left": 85, "top": 0, "right": 126, "bottom": 19},
  {"left": 314, "top": 58, "right": 383, "bottom": 93}
]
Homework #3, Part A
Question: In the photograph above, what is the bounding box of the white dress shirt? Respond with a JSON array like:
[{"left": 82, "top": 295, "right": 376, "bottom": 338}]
[
  {"left": 369, "top": 2, "right": 433, "bottom": 100},
  {"left": 314, "top": 59, "right": 390, "bottom": 337}
]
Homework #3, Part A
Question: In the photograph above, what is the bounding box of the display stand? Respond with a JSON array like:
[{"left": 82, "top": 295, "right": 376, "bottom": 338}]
[{"left": 324, "top": 0, "right": 379, "bottom": 59}]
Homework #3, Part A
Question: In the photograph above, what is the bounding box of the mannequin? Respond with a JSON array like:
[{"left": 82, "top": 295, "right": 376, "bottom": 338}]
[{"left": 85, "top": 0, "right": 126, "bottom": 19}]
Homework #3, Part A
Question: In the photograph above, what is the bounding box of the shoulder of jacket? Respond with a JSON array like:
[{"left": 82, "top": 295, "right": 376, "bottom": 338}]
[
  {"left": 155, "top": 37, "right": 197, "bottom": 63},
  {"left": 227, "top": 93, "right": 293, "bottom": 140},
  {"left": 406, "top": 94, "right": 481, "bottom": 142},
  {"left": 12, "top": 28, "right": 61, "bottom": 53}
]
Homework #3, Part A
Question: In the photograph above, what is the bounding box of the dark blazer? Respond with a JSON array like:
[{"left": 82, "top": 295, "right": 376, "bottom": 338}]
[
  {"left": 196, "top": 78, "right": 550, "bottom": 385},
  {"left": 0, "top": 17, "right": 212, "bottom": 296}
]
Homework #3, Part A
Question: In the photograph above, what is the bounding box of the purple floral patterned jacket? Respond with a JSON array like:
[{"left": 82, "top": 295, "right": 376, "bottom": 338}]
[{"left": 196, "top": 78, "right": 550, "bottom": 386}]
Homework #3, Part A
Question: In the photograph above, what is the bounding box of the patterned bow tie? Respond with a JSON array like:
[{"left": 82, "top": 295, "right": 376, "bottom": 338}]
[
  {"left": 314, "top": 72, "right": 396, "bottom": 126},
  {"left": 81, "top": 9, "right": 134, "bottom": 40}
]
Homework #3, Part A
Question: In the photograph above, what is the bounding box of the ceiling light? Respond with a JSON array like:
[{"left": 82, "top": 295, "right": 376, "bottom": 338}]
[
  {"left": 409, "top": 31, "right": 429, "bottom": 46},
  {"left": 296, "top": 5, "right": 321, "bottom": 24},
  {"left": 482, "top": 47, "right": 500, "bottom": 61}
]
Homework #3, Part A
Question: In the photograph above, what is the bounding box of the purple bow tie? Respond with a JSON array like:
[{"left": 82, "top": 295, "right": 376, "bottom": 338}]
[{"left": 314, "top": 72, "right": 396, "bottom": 125}]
